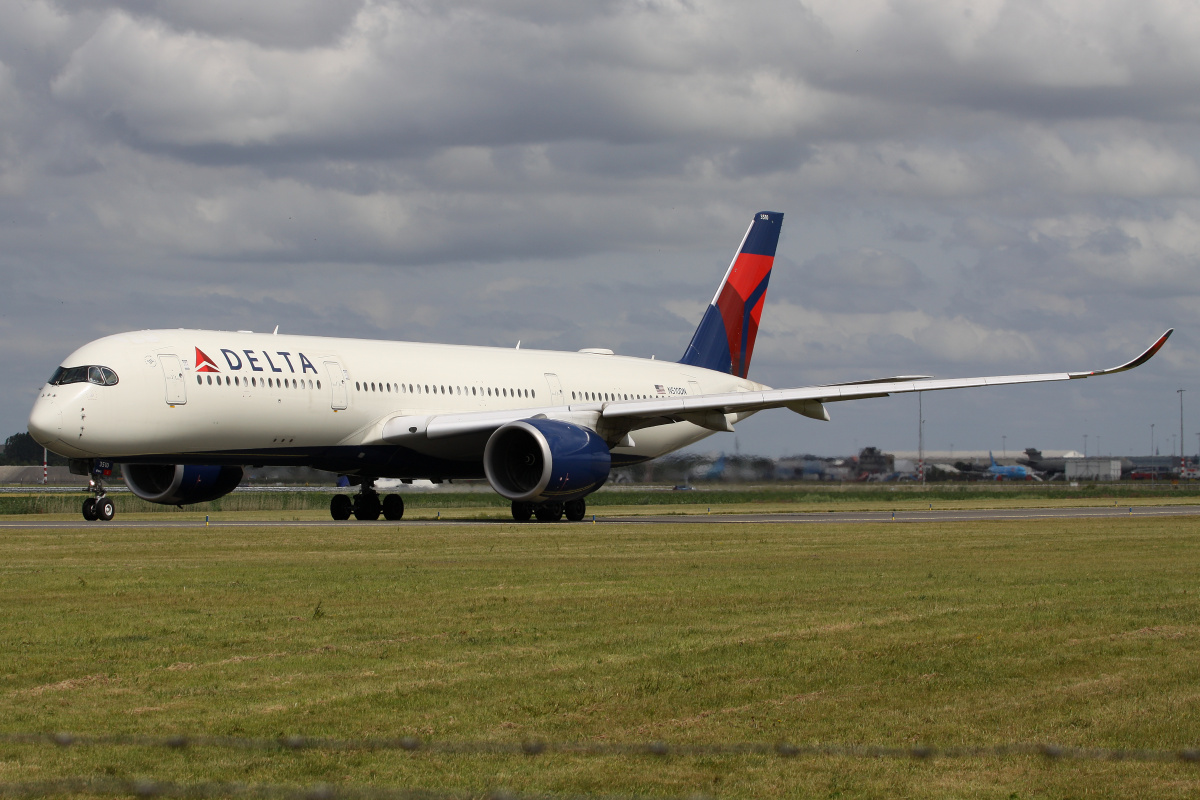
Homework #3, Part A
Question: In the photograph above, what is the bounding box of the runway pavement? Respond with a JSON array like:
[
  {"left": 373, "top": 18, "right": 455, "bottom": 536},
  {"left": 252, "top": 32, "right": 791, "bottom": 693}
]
[{"left": 2, "top": 505, "right": 1198, "bottom": 528}]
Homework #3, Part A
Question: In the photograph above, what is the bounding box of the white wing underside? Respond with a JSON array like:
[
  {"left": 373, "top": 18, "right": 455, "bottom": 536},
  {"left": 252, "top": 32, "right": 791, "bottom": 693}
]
[{"left": 370, "top": 330, "right": 1173, "bottom": 446}]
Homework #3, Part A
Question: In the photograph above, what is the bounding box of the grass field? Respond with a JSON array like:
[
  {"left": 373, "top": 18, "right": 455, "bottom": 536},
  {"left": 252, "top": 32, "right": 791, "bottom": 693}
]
[{"left": 2, "top": 515, "right": 1200, "bottom": 798}]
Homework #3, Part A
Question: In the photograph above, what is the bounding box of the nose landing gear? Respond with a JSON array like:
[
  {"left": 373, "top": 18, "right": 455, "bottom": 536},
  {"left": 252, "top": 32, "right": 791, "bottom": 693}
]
[{"left": 80, "top": 465, "right": 115, "bottom": 521}]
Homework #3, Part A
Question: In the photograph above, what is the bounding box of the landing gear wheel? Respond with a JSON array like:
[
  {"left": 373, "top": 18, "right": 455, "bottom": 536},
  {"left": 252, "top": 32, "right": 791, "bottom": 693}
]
[
  {"left": 82, "top": 498, "right": 97, "bottom": 521},
  {"left": 330, "top": 494, "right": 352, "bottom": 521},
  {"left": 95, "top": 497, "right": 115, "bottom": 521},
  {"left": 382, "top": 494, "right": 405, "bottom": 521},
  {"left": 511, "top": 501, "right": 533, "bottom": 522},
  {"left": 564, "top": 498, "right": 586, "bottom": 522},
  {"left": 534, "top": 502, "right": 564, "bottom": 522},
  {"left": 354, "top": 493, "right": 382, "bottom": 521}
]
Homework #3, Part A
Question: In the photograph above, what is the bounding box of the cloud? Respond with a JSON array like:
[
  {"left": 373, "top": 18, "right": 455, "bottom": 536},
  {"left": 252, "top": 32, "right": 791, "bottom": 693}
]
[
  {"left": 792, "top": 249, "right": 928, "bottom": 312},
  {"left": 0, "top": 0, "right": 1197, "bottom": 458}
]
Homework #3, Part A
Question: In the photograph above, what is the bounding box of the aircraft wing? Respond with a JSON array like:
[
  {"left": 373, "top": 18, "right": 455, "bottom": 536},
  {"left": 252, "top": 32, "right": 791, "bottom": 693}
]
[
  {"left": 374, "top": 329, "right": 1172, "bottom": 445},
  {"left": 602, "top": 328, "right": 1174, "bottom": 425}
]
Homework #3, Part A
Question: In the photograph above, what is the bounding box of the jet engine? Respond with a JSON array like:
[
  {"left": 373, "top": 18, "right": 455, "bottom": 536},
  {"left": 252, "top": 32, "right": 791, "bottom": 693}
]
[
  {"left": 123, "top": 464, "right": 244, "bottom": 505},
  {"left": 483, "top": 419, "right": 610, "bottom": 503}
]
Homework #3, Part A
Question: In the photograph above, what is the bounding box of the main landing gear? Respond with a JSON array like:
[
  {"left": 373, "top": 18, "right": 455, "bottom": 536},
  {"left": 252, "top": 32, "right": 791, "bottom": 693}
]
[
  {"left": 81, "top": 475, "right": 115, "bottom": 522},
  {"left": 330, "top": 480, "right": 404, "bottom": 521},
  {"left": 511, "top": 498, "right": 587, "bottom": 522}
]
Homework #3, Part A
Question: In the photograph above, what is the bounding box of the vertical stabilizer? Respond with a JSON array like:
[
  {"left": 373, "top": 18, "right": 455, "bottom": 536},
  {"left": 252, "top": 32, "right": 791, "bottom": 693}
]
[{"left": 679, "top": 211, "right": 783, "bottom": 378}]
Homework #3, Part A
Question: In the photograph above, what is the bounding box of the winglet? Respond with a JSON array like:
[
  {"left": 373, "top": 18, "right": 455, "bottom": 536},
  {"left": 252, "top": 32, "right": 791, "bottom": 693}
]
[{"left": 1069, "top": 329, "right": 1173, "bottom": 379}]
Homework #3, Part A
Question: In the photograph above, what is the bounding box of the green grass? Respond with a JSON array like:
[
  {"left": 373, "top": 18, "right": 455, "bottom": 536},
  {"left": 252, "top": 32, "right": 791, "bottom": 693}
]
[{"left": 2, "top": 516, "right": 1200, "bottom": 797}]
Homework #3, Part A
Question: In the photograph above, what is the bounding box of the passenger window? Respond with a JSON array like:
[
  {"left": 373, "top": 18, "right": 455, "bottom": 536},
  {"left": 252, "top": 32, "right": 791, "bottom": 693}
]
[
  {"left": 317, "top": 380, "right": 322, "bottom": 389},
  {"left": 197, "top": 376, "right": 202, "bottom": 385},
  {"left": 207, "top": 376, "right": 213, "bottom": 385}
]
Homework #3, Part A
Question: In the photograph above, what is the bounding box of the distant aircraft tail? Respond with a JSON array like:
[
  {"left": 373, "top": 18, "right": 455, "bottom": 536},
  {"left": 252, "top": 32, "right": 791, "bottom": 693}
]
[
  {"left": 680, "top": 211, "right": 783, "bottom": 378},
  {"left": 989, "top": 451, "right": 997, "bottom": 466}
]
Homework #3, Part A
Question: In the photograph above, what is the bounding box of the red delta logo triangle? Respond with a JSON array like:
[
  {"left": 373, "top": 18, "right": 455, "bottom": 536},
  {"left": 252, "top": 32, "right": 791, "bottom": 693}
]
[{"left": 195, "top": 347, "right": 220, "bottom": 373}]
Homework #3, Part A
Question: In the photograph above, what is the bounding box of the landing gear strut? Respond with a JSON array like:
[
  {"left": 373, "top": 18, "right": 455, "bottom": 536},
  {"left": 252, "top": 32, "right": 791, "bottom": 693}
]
[{"left": 330, "top": 479, "right": 404, "bottom": 521}]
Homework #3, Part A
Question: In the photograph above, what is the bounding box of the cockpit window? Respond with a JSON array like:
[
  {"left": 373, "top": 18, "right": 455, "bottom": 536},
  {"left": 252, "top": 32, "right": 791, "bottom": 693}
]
[{"left": 49, "top": 365, "right": 119, "bottom": 386}]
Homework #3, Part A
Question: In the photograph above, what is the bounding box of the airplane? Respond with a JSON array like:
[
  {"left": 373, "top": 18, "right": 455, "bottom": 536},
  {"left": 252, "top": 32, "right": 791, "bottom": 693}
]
[
  {"left": 26, "top": 211, "right": 1173, "bottom": 523},
  {"left": 987, "top": 451, "right": 1040, "bottom": 481}
]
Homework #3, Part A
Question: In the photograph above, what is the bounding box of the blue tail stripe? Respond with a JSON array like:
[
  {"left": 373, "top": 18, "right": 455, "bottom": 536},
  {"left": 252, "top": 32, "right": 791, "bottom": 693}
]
[
  {"left": 680, "top": 304, "right": 733, "bottom": 374},
  {"left": 742, "top": 212, "right": 784, "bottom": 256}
]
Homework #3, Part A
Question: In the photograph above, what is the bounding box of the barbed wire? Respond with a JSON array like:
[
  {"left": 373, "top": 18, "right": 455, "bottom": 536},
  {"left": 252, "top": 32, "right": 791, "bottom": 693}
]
[
  {"left": 0, "top": 733, "right": 1197, "bottom": 763},
  {"left": 0, "top": 778, "right": 659, "bottom": 800}
]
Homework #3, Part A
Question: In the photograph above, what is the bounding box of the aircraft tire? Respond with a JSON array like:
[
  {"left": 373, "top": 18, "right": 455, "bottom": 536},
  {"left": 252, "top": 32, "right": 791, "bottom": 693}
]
[
  {"left": 330, "top": 494, "right": 352, "bottom": 521},
  {"left": 354, "top": 494, "right": 382, "bottom": 521},
  {"left": 564, "top": 498, "right": 586, "bottom": 522},
  {"left": 95, "top": 497, "right": 115, "bottom": 521},
  {"left": 511, "top": 501, "right": 533, "bottom": 521},
  {"left": 534, "top": 502, "right": 563, "bottom": 522},
  {"left": 82, "top": 498, "right": 98, "bottom": 521},
  {"left": 382, "top": 494, "right": 405, "bottom": 521}
]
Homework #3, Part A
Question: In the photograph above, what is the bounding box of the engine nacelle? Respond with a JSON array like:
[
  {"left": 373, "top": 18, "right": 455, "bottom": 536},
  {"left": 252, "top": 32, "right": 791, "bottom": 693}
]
[
  {"left": 123, "top": 464, "right": 244, "bottom": 505},
  {"left": 483, "top": 419, "right": 611, "bottom": 503}
]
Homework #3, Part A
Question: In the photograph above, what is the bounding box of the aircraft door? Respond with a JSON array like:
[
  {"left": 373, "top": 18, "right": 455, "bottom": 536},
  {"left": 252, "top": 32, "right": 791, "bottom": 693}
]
[
  {"left": 160, "top": 354, "right": 186, "bottom": 405},
  {"left": 324, "top": 361, "right": 348, "bottom": 410},
  {"left": 688, "top": 380, "right": 702, "bottom": 397},
  {"left": 544, "top": 373, "right": 564, "bottom": 405}
]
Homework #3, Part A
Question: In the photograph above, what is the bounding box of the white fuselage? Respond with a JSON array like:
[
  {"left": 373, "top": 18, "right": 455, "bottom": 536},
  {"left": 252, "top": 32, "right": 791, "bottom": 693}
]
[{"left": 28, "top": 329, "right": 762, "bottom": 478}]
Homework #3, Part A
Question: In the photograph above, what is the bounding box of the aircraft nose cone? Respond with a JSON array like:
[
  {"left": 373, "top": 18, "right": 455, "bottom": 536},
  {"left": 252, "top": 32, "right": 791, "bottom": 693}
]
[{"left": 27, "top": 395, "right": 62, "bottom": 447}]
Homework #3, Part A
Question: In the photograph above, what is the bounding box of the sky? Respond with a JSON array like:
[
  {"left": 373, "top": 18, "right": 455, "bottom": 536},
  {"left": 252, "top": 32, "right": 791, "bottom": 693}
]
[{"left": 1, "top": 0, "right": 1198, "bottom": 460}]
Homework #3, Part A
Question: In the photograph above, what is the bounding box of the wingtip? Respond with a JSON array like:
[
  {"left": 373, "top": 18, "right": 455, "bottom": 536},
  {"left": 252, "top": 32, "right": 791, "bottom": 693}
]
[{"left": 1083, "top": 327, "right": 1175, "bottom": 377}]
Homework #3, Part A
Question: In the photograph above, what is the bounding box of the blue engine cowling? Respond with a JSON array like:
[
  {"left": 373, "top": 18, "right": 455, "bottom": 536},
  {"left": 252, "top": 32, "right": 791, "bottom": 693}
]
[
  {"left": 123, "top": 464, "right": 244, "bottom": 505},
  {"left": 483, "top": 419, "right": 611, "bottom": 503}
]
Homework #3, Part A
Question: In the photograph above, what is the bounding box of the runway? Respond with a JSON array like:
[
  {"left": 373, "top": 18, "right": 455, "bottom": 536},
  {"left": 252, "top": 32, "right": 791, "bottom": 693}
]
[{"left": 2, "top": 505, "right": 1198, "bottom": 528}]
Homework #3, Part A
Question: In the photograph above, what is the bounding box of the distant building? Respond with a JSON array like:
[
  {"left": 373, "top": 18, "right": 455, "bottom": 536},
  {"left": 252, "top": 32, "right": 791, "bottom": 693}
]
[
  {"left": 1065, "top": 458, "right": 1122, "bottom": 481},
  {"left": 857, "top": 447, "right": 894, "bottom": 475}
]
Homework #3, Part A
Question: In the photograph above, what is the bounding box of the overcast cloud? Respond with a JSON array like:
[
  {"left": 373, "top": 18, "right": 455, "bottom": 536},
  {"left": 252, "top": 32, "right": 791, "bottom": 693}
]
[{"left": 2, "top": 0, "right": 1198, "bottom": 459}]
